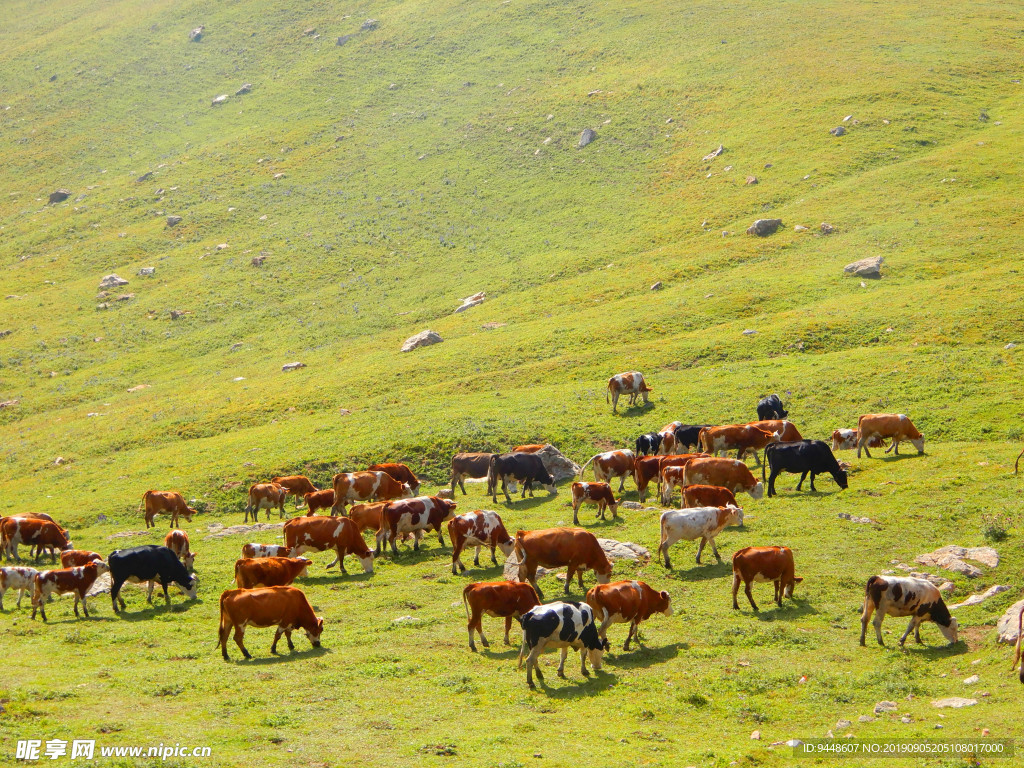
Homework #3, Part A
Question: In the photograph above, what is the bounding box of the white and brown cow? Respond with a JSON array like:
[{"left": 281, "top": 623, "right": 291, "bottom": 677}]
[
  {"left": 699, "top": 424, "right": 780, "bottom": 465},
  {"left": 32, "top": 561, "right": 110, "bottom": 621},
  {"left": 570, "top": 482, "right": 618, "bottom": 525},
  {"left": 658, "top": 506, "right": 744, "bottom": 568},
  {"left": 283, "top": 516, "right": 374, "bottom": 575},
  {"left": 579, "top": 449, "right": 635, "bottom": 492},
  {"left": 1, "top": 518, "right": 72, "bottom": 563},
  {"left": 448, "top": 510, "right": 513, "bottom": 574},
  {"left": 683, "top": 457, "right": 764, "bottom": 499},
  {"left": 0, "top": 566, "right": 39, "bottom": 609},
  {"left": 586, "top": 580, "right": 672, "bottom": 650},
  {"left": 241, "top": 543, "right": 293, "bottom": 559},
  {"left": 331, "top": 471, "right": 413, "bottom": 515},
  {"left": 164, "top": 530, "right": 195, "bottom": 570},
  {"left": 606, "top": 372, "right": 652, "bottom": 414},
  {"left": 857, "top": 414, "right": 925, "bottom": 458},
  {"left": 245, "top": 483, "right": 288, "bottom": 523},
  {"left": 859, "top": 575, "right": 958, "bottom": 646},
  {"left": 376, "top": 496, "right": 459, "bottom": 556},
  {"left": 831, "top": 428, "right": 886, "bottom": 452}
]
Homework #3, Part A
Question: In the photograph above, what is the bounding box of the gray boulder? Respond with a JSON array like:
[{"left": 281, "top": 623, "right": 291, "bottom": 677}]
[
  {"left": 401, "top": 329, "right": 443, "bottom": 352},
  {"left": 578, "top": 128, "right": 597, "bottom": 148},
  {"left": 189, "top": 26, "right": 204, "bottom": 42},
  {"left": 529, "top": 444, "right": 581, "bottom": 483},
  {"left": 844, "top": 256, "right": 883, "bottom": 279},
  {"left": 997, "top": 599, "right": 1024, "bottom": 644},
  {"left": 746, "top": 218, "right": 783, "bottom": 236},
  {"left": 831, "top": 125, "right": 846, "bottom": 136},
  {"left": 48, "top": 189, "right": 71, "bottom": 204},
  {"left": 99, "top": 274, "right": 129, "bottom": 289},
  {"left": 138, "top": 267, "right": 155, "bottom": 276},
  {"left": 235, "top": 83, "right": 252, "bottom": 96},
  {"left": 166, "top": 215, "right": 183, "bottom": 227}
]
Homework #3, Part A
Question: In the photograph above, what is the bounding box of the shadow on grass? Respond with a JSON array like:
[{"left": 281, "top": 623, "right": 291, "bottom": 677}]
[
  {"left": 492, "top": 493, "right": 560, "bottom": 510},
  {"left": 605, "top": 641, "right": 684, "bottom": 668},
  {"left": 532, "top": 668, "right": 619, "bottom": 698},
  {"left": 618, "top": 402, "right": 655, "bottom": 418},
  {"left": 659, "top": 560, "right": 733, "bottom": 583},
  {"left": 305, "top": 569, "right": 373, "bottom": 585},
  {"left": 110, "top": 599, "right": 204, "bottom": 621},
  {"left": 222, "top": 644, "right": 332, "bottom": 665},
  {"left": 730, "top": 598, "right": 819, "bottom": 620}
]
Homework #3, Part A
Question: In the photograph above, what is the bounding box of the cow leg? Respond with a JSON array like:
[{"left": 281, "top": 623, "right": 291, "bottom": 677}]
[
  {"left": 914, "top": 623, "right": 924, "bottom": 644},
  {"left": 859, "top": 603, "right": 874, "bottom": 645},
  {"left": 580, "top": 647, "right": 592, "bottom": 676},
  {"left": 73, "top": 593, "right": 81, "bottom": 618},
  {"left": 695, "top": 538, "right": 707, "bottom": 564},
  {"left": 82, "top": 592, "right": 91, "bottom": 618},
  {"left": 611, "top": 392, "right": 619, "bottom": 414},
  {"left": 0, "top": 587, "right": 6, "bottom": 610},
  {"left": 563, "top": 565, "right": 575, "bottom": 595},
  {"left": 774, "top": 579, "right": 783, "bottom": 607},
  {"left": 146, "top": 581, "right": 156, "bottom": 603},
  {"left": 744, "top": 581, "right": 759, "bottom": 611},
  {"left": 502, "top": 479, "right": 512, "bottom": 505},
  {"left": 390, "top": 531, "right": 400, "bottom": 556},
  {"left": 709, "top": 537, "right": 722, "bottom": 563},
  {"left": 490, "top": 544, "right": 498, "bottom": 566},
  {"left": 374, "top": 529, "right": 385, "bottom": 557},
  {"left": 572, "top": 501, "right": 581, "bottom": 525},
  {"left": 437, "top": 527, "right": 446, "bottom": 548},
  {"left": 271, "top": 627, "right": 284, "bottom": 653},
  {"left": 234, "top": 626, "right": 251, "bottom": 659},
  {"left": 527, "top": 647, "right": 543, "bottom": 687},
  {"left": 162, "top": 580, "right": 172, "bottom": 606},
  {"left": 794, "top": 471, "right": 807, "bottom": 491},
  {"left": 557, "top": 647, "right": 568, "bottom": 678},
  {"left": 338, "top": 549, "right": 349, "bottom": 576},
  {"left": 618, "top": 475, "right": 626, "bottom": 492},
  {"left": 170, "top": 512, "right": 177, "bottom": 529},
  {"left": 111, "top": 580, "right": 125, "bottom": 613},
  {"left": 473, "top": 545, "right": 481, "bottom": 568},
  {"left": 220, "top": 622, "right": 232, "bottom": 660},
  {"left": 577, "top": 568, "right": 586, "bottom": 590},
  {"left": 624, "top": 621, "right": 638, "bottom": 651},
  {"left": 858, "top": 438, "right": 871, "bottom": 459},
  {"left": 898, "top": 617, "right": 918, "bottom": 646},
  {"left": 523, "top": 479, "right": 530, "bottom": 498},
  {"left": 809, "top": 473, "right": 817, "bottom": 492},
  {"left": 285, "top": 629, "right": 295, "bottom": 651},
  {"left": 660, "top": 538, "right": 672, "bottom": 570},
  {"left": 451, "top": 541, "right": 464, "bottom": 575},
  {"left": 477, "top": 618, "right": 490, "bottom": 649},
  {"left": 873, "top": 613, "right": 886, "bottom": 646},
  {"left": 503, "top": 616, "right": 513, "bottom": 645}
]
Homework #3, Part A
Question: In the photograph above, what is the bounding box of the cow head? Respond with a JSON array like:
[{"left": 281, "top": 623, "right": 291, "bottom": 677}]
[
  {"left": 833, "top": 468, "right": 849, "bottom": 490},
  {"left": 658, "top": 590, "right": 673, "bottom": 617},
  {"left": 94, "top": 561, "right": 111, "bottom": 576},
  {"left": 581, "top": 622, "right": 610, "bottom": 670},
  {"left": 783, "top": 576, "right": 804, "bottom": 598},
  {"left": 910, "top": 436, "right": 925, "bottom": 455},
  {"left": 399, "top": 483, "right": 415, "bottom": 500},
  {"left": 183, "top": 552, "right": 196, "bottom": 570},
  {"left": 497, "top": 537, "right": 515, "bottom": 558},
  {"left": 748, "top": 481, "right": 765, "bottom": 500},
  {"left": 306, "top": 617, "right": 325, "bottom": 648},
  {"left": 357, "top": 552, "right": 375, "bottom": 574},
  {"left": 939, "top": 616, "right": 958, "bottom": 645},
  {"left": 724, "top": 505, "right": 744, "bottom": 527},
  {"left": 183, "top": 507, "right": 197, "bottom": 521},
  {"left": 540, "top": 470, "right": 557, "bottom": 495},
  {"left": 296, "top": 557, "right": 312, "bottom": 578},
  {"left": 182, "top": 574, "right": 199, "bottom": 600},
  {"left": 438, "top": 498, "right": 458, "bottom": 520}
]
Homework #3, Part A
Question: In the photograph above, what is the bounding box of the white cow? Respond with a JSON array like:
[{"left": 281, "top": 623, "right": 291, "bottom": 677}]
[
  {"left": 658, "top": 505, "right": 744, "bottom": 568},
  {"left": 0, "top": 566, "right": 39, "bottom": 609}
]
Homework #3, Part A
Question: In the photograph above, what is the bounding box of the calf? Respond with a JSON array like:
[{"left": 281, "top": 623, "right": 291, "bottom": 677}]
[
  {"left": 164, "top": 530, "right": 195, "bottom": 569},
  {"left": 860, "top": 575, "right": 958, "bottom": 647},
  {"left": 1, "top": 518, "right": 72, "bottom": 563},
  {"left": 607, "top": 371, "right": 652, "bottom": 414},
  {"left": 270, "top": 475, "right": 318, "bottom": 503},
  {"left": 489, "top": 453, "right": 556, "bottom": 504},
  {"left": 108, "top": 545, "right": 198, "bottom": 613},
  {"left": 331, "top": 471, "right": 413, "bottom": 515},
  {"left": 513, "top": 528, "right": 612, "bottom": 598},
  {"left": 658, "top": 506, "right": 743, "bottom": 568},
  {"left": 140, "top": 490, "right": 198, "bottom": 529},
  {"left": 518, "top": 601, "right": 609, "bottom": 687},
  {"left": 302, "top": 489, "right": 335, "bottom": 515},
  {"left": 857, "top": 413, "right": 925, "bottom": 457},
  {"left": 757, "top": 394, "right": 788, "bottom": 420},
  {"left": 283, "top": 516, "right": 374, "bottom": 575},
  {"left": 731, "top": 546, "right": 802, "bottom": 611},
  {"left": 450, "top": 452, "right": 494, "bottom": 496},
  {"left": 682, "top": 484, "right": 738, "bottom": 509},
  {"left": 699, "top": 424, "right": 779, "bottom": 464},
  {"left": 635, "top": 433, "right": 663, "bottom": 456},
  {"left": 377, "top": 496, "right": 458, "bottom": 556},
  {"left": 219, "top": 586, "right": 323, "bottom": 660},
  {"left": 241, "top": 543, "right": 292, "bottom": 559},
  {"left": 367, "top": 463, "right": 421, "bottom": 496},
  {"left": 462, "top": 581, "right": 540, "bottom": 651},
  {"left": 586, "top": 580, "right": 672, "bottom": 650},
  {"left": 764, "top": 440, "right": 848, "bottom": 496},
  {"left": 660, "top": 465, "right": 691, "bottom": 506},
  {"left": 579, "top": 449, "right": 635, "bottom": 492},
  {"left": 32, "top": 561, "right": 110, "bottom": 621},
  {"left": 683, "top": 457, "right": 765, "bottom": 499},
  {"left": 0, "top": 566, "right": 39, "bottom": 609},
  {"left": 831, "top": 428, "right": 885, "bottom": 451},
  {"left": 59, "top": 550, "right": 103, "bottom": 568},
  {"left": 234, "top": 556, "right": 311, "bottom": 589},
  {"left": 449, "top": 510, "right": 513, "bottom": 574},
  {"left": 570, "top": 482, "right": 618, "bottom": 525},
  {"left": 245, "top": 483, "right": 288, "bottom": 523}
]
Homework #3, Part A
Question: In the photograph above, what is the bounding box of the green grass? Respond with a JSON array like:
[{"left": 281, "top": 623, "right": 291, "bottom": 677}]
[{"left": 1, "top": 0, "right": 1023, "bottom": 764}]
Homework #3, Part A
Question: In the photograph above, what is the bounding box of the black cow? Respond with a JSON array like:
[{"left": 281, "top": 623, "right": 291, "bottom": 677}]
[
  {"left": 488, "top": 453, "right": 556, "bottom": 504},
  {"left": 635, "top": 433, "right": 663, "bottom": 456},
  {"left": 672, "top": 424, "right": 710, "bottom": 452},
  {"left": 757, "top": 394, "right": 788, "bottom": 420},
  {"left": 108, "top": 545, "right": 198, "bottom": 613},
  {"left": 763, "top": 440, "right": 848, "bottom": 497},
  {"left": 518, "top": 601, "right": 608, "bottom": 687}
]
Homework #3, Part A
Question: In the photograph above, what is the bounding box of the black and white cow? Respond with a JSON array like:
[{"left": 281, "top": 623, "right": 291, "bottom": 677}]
[
  {"left": 757, "top": 394, "right": 788, "bottom": 421},
  {"left": 108, "top": 545, "right": 198, "bottom": 613},
  {"left": 859, "top": 576, "right": 958, "bottom": 647},
  {"left": 672, "top": 424, "right": 710, "bottom": 452},
  {"left": 488, "top": 453, "right": 556, "bottom": 504},
  {"left": 763, "top": 440, "right": 848, "bottom": 497},
  {"left": 517, "top": 601, "right": 609, "bottom": 687},
  {"left": 634, "top": 433, "right": 663, "bottom": 456}
]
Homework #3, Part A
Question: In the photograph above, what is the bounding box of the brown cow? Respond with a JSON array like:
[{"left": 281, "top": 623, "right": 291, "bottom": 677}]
[
  {"left": 747, "top": 420, "right": 802, "bottom": 443},
  {"left": 586, "top": 580, "right": 672, "bottom": 650},
  {"left": 32, "top": 561, "right": 110, "bottom": 621},
  {"left": 699, "top": 424, "right": 780, "bottom": 464},
  {"left": 681, "top": 484, "right": 738, "bottom": 509},
  {"left": 241, "top": 543, "right": 293, "bottom": 559},
  {"left": 245, "top": 483, "right": 288, "bottom": 523},
  {"left": 367, "top": 463, "right": 421, "bottom": 495},
  {"left": 607, "top": 371, "right": 652, "bottom": 414},
  {"left": 59, "top": 550, "right": 103, "bottom": 568},
  {"left": 579, "top": 449, "right": 635, "bottom": 492},
  {"left": 2, "top": 518, "right": 72, "bottom": 563},
  {"left": 302, "top": 489, "right": 335, "bottom": 515},
  {"left": 271, "top": 475, "right": 319, "bottom": 503},
  {"left": 348, "top": 501, "right": 389, "bottom": 534},
  {"left": 330, "top": 471, "right": 413, "bottom": 515},
  {"left": 683, "top": 457, "right": 765, "bottom": 499},
  {"left": 731, "top": 546, "right": 802, "bottom": 611},
  {"left": 448, "top": 510, "right": 514, "bottom": 574},
  {"left": 570, "top": 482, "right": 618, "bottom": 525},
  {"left": 514, "top": 528, "right": 613, "bottom": 597},
  {"left": 656, "top": 454, "right": 709, "bottom": 505},
  {"left": 234, "top": 556, "right": 311, "bottom": 589},
  {"left": 164, "top": 530, "right": 195, "bottom": 569},
  {"left": 462, "top": 581, "right": 540, "bottom": 651},
  {"left": 657, "top": 422, "right": 683, "bottom": 455},
  {"left": 450, "top": 452, "right": 494, "bottom": 496},
  {"left": 283, "top": 516, "right": 374, "bottom": 575},
  {"left": 140, "top": 490, "right": 198, "bottom": 529},
  {"left": 377, "top": 496, "right": 458, "bottom": 556},
  {"left": 219, "top": 586, "right": 323, "bottom": 660},
  {"left": 512, "top": 444, "right": 546, "bottom": 453},
  {"left": 831, "top": 428, "right": 885, "bottom": 451},
  {"left": 632, "top": 455, "right": 663, "bottom": 503},
  {"left": 857, "top": 414, "right": 925, "bottom": 457}
]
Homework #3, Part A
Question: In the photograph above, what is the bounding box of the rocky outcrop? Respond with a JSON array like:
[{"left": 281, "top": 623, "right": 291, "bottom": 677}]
[
  {"left": 529, "top": 444, "right": 581, "bottom": 483},
  {"left": 747, "top": 218, "right": 783, "bottom": 236},
  {"left": 401, "top": 329, "right": 443, "bottom": 352},
  {"left": 844, "top": 256, "right": 883, "bottom": 279}
]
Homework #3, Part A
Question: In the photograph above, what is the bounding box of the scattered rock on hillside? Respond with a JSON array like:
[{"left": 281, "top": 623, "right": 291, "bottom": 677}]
[
  {"left": 138, "top": 267, "right": 155, "bottom": 276},
  {"left": 337, "top": 34, "right": 354, "bottom": 46},
  {"left": 820, "top": 222, "right": 836, "bottom": 235},
  {"left": 931, "top": 698, "right": 976, "bottom": 709},
  {"left": 844, "top": 256, "right": 883, "bottom": 279},
  {"left": 917, "top": 545, "right": 999, "bottom": 573},
  {"left": 742, "top": 329, "right": 757, "bottom": 336},
  {"left": 530, "top": 444, "right": 581, "bottom": 483},
  {"left": 578, "top": 128, "right": 597, "bottom": 148},
  {"left": 0, "top": 330, "right": 13, "bottom": 339},
  {"left": 598, "top": 539, "right": 650, "bottom": 562},
  {"left": 99, "top": 274, "right": 129, "bottom": 289},
  {"left": 401, "top": 329, "right": 443, "bottom": 352},
  {"left": 273, "top": 172, "right": 286, "bottom": 179},
  {"left": 235, "top": 83, "right": 252, "bottom": 96},
  {"left": 831, "top": 125, "right": 847, "bottom": 136},
  {"left": 746, "top": 175, "right": 759, "bottom": 185},
  {"left": 0, "top": 399, "right": 19, "bottom": 408},
  {"left": 166, "top": 215, "right": 182, "bottom": 227},
  {"left": 650, "top": 281, "right": 663, "bottom": 291},
  {"left": 361, "top": 19, "right": 379, "bottom": 31},
  {"left": 949, "top": 584, "right": 1010, "bottom": 610},
  {"left": 54, "top": 456, "right": 65, "bottom": 466},
  {"left": 189, "top": 26, "right": 204, "bottom": 42},
  {"left": 211, "top": 95, "right": 228, "bottom": 106},
  {"left": 437, "top": 489, "right": 454, "bottom": 500},
  {"left": 481, "top": 322, "right": 506, "bottom": 330},
  {"left": 746, "top": 218, "right": 783, "bottom": 236},
  {"left": 996, "top": 600, "right": 1024, "bottom": 644},
  {"left": 48, "top": 189, "right": 71, "bottom": 204},
  {"left": 703, "top": 144, "right": 725, "bottom": 161},
  {"left": 303, "top": 27, "right": 317, "bottom": 36},
  {"left": 874, "top": 701, "right": 898, "bottom": 714},
  {"left": 115, "top": 293, "right": 134, "bottom": 302},
  {"left": 215, "top": 243, "right": 229, "bottom": 251},
  {"left": 137, "top": 171, "right": 154, "bottom": 182},
  {"left": 170, "top": 309, "right": 188, "bottom": 320},
  {"left": 857, "top": 716, "right": 875, "bottom": 723},
  {"left": 251, "top": 255, "right": 266, "bottom": 266},
  {"left": 127, "top": 384, "right": 149, "bottom": 392},
  {"left": 963, "top": 675, "right": 980, "bottom": 685},
  {"left": 836, "top": 720, "right": 852, "bottom": 729},
  {"left": 1005, "top": 343, "right": 1017, "bottom": 350},
  {"left": 282, "top": 361, "right": 307, "bottom": 372},
  {"left": 454, "top": 291, "right": 485, "bottom": 313},
  {"left": 794, "top": 225, "right": 809, "bottom": 232},
  {"left": 204, "top": 522, "right": 283, "bottom": 540}
]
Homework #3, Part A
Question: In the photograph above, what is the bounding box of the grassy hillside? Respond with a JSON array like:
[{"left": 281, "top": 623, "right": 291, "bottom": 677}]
[{"left": 1, "top": 0, "right": 1023, "bottom": 764}]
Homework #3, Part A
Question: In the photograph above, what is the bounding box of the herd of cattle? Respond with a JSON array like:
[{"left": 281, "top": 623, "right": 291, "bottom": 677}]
[{"left": 1, "top": 376, "right": 1016, "bottom": 687}]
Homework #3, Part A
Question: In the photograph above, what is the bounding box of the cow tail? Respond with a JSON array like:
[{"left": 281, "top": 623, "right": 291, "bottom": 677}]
[
  {"left": 1016, "top": 447, "right": 1024, "bottom": 475},
  {"left": 486, "top": 455, "right": 498, "bottom": 495},
  {"left": 138, "top": 490, "right": 151, "bottom": 513},
  {"left": 697, "top": 428, "right": 709, "bottom": 454},
  {"left": 513, "top": 530, "right": 526, "bottom": 569},
  {"left": 217, "top": 590, "right": 231, "bottom": 645},
  {"left": 577, "top": 453, "right": 598, "bottom": 479},
  {"left": 462, "top": 586, "right": 471, "bottom": 622}
]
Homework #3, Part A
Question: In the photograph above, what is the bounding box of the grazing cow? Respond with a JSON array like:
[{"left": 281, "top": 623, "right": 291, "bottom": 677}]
[
  {"left": 764, "top": 440, "right": 848, "bottom": 496},
  {"left": 489, "top": 453, "right": 556, "bottom": 504},
  {"left": 635, "top": 433, "right": 663, "bottom": 456},
  {"left": 330, "top": 471, "right": 413, "bottom": 515},
  {"left": 747, "top": 420, "right": 802, "bottom": 443},
  {"left": 245, "top": 483, "right": 288, "bottom": 523},
  {"left": 699, "top": 424, "right": 780, "bottom": 464},
  {"left": 757, "top": 394, "right": 788, "bottom": 421},
  {"left": 234, "top": 556, "right": 311, "bottom": 589},
  {"left": 831, "top": 428, "right": 885, "bottom": 451},
  {"left": 0, "top": 514, "right": 69, "bottom": 561},
  {"left": 860, "top": 575, "right": 958, "bottom": 647},
  {"left": 586, "top": 580, "right": 672, "bottom": 650},
  {"left": 462, "top": 581, "right": 540, "bottom": 651},
  {"left": 219, "top": 586, "right": 323, "bottom": 660},
  {"left": 657, "top": 422, "right": 682, "bottom": 455},
  {"left": 449, "top": 510, "right": 513, "bottom": 574},
  {"left": 518, "top": 601, "right": 608, "bottom": 688},
  {"left": 60, "top": 550, "right": 103, "bottom": 568},
  {"left": 108, "top": 545, "right": 198, "bottom": 612},
  {"left": 164, "top": 530, "right": 195, "bottom": 569},
  {"left": 672, "top": 424, "right": 711, "bottom": 452},
  {"left": 377, "top": 496, "right": 458, "bottom": 555},
  {"left": 579, "top": 449, "right": 635, "bottom": 492},
  {"left": 731, "top": 546, "right": 802, "bottom": 611},
  {"left": 683, "top": 457, "right": 765, "bottom": 499},
  {"left": 570, "top": 482, "right": 618, "bottom": 525},
  {"left": 682, "top": 484, "right": 738, "bottom": 509},
  {"left": 450, "top": 452, "right": 494, "bottom": 496},
  {"left": 607, "top": 371, "right": 652, "bottom": 414},
  {"left": 283, "top": 516, "right": 374, "bottom": 575},
  {"left": 348, "top": 501, "right": 388, "bottom": 534},
  {"left": 31, "top": 561, "right": 110, "bottom": 621},
  {"left": 514, "top": 528, "right": 612, "bottom": 597},
  {"left": 857, "top": 413, "right": 925, "bottom": 458},
  {"left": 660, "top": 465, "right": 692, "bottom": 506},
  {"left": 270, "top": 475, "right": 318, "bottom": 504},
  {"left": 302, "top": 489, "right": 335, "bottom": 515},
  {"left": 367, "top": 463, "right": 421, "bottom": 495},
  {"left": 241, "top": 543, "right": 293, "bottom": 559},
  {"left": 1, "top": 518, "right": 71, "bottom": 563},
  {"left": 140, "top": 490, "right": 198, "bottom": 529},
  {"left": 632, "top": 455, "right": 663, "bottom": 503},
  {"left": 658, "top": 506, "right": 743, "bottom": 568},
  {"left": 0, "top": 566, "right": 39, "bottom": 609}
]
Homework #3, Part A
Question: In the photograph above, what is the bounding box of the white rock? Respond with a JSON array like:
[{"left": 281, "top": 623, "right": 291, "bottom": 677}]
[
  {"left": 1005, "top": 343, "right": 1017, "bottom": 350},
  {"left": 99, "top": 274, "right": 129, "bottom": 289},
  {"left": 874, "top": 701, "right": 898, "bottom": 714},
  {"left": 949, "top": 584, "right": 1010, "bottom": 609},
  {"left": 963, "top": 675, "right": 979, "bottom": 685},
  {"left": 401, "top": 329, "right": 443, "bottom": 352},
  {"left": 597, "top": 539, "right": 650, "bottom": 562},
  {"left": 844, "top": 256, "right": 884, "bottom": 279},
  {"left": 138, "top": 267, "right": 155, "bottom": 276},
  {"left": 281, "top": 361, "right": 306, "bottom": 372},
  {"left": 750, "top": 730, "right": 760, "bottom": 740},
  {"left": 794, "top": 225, "right": 809, "bottom": 232},
  {"left": 931, "top": 698, "right": 976, "bottom": 709},
  {"left": 742, "top": 329, "right": 757, "bottom": 336},
  {"left": 996, "top": 599, "right": 1024, "bottom": 644},
  {"left": 212, "top": 95, "right": 229, "bottom": 106},
  {"left": 392, "top": 615, "right": 420, "bottom": 624}
]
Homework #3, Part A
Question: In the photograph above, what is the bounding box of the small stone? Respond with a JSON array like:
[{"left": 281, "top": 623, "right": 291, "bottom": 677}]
[
  {"left": 137, "top": 171, "right": 154, "bottom": 182},
  {"left": 282, "top": 361, "right": 307, "bottom": 372},
  {"left": 703, "top": 144, "right": 724, "bottom": 161},
  {"left": 820, "top": 222, "right": 836, "bottom": 235},
  {"left": 166, "top": 215, "right": 182, "bottom": 227},
  {"left": 963, "top": 675, "right": 979, "bottom": 685},
  {"left": 836, "top": 720, "right": 851, "bottom": 729},
  {"left": 392, "top": 615, "right": 420, "bottom": 624},
  {"left": 830, "top": 125, "right": 846, "bottom": 136},
  {"left": 746, "top": 218, "right": 783, "bottom": 236},
  {"left": 215, "top": 243, "right": 229, "bottom": 251},
  {"left": 235, "top": 83, "right": 252, "bottom": 96},
  {"left": 54, "top": 457, "right": 65, "bottom": 466},
  {"left": 303, "top": 27, "right": 317, "bottom": 36},
  {"left": 858, "top": 716, "right": 875, "bottom": 723},
  {"left": 875, "top": 701, "right": 898, "bottom": 714},
  {"left": 931, "top": 698, "right": 977, "bottom": 709},
  {"left": 844, "top": 256, "right": 883, "bottom": 279},
  {"left": 336, "top": 35, "right": 353, "bottom": 46},
  {"left": 211, "top": 95, "right": 228, "bottom": 106},
  {"left": 189, "top": 26, "right": 204, "bottom": 42},
  {"left": 794, "top": 225, "right": 809, "bottom": 232},
  {"left": 650, "top": 281, "right": 663, "bottom": 291},
  {"left": 578, "top": 128, "right": 597, "bottom": 148},
  {"left": 170, "top": 309, "right": 187, "bottom": 320},
  {"left": 934, "top": 724, "right": 944, "bottom": 729},
  {"left": 745, "top": 175, "right": 758, "bottom": 185},
  {"left": 232, "top": 377, "right": 245, "bottom": 382},
  {"left": 742, "top": 329, "right": 757, "bottom": 336},
  {"left": 361, "top": 18, "right": 379, "bottom": 31},
  {"left": 99, "top": 274, "right": 129, "bottom": 289},
  {"left": 901, "top": 716, "right": 912, "bottom": 724},
  {"left": 750, "top": 731, "right": 760, "bottom": 740},
  {"left": 273, "top": 172, "right": 286, "bottom": 180},
  {"left": 1005, "top": 343, "right": 1017, "bottom": 350},
  {"left": 49, "top": 189, "right": 72, "bottom": 204},
  {"left": 401, "top": 329, "right": 443, "bottom": 352},
  {"left": 138, "top": 267, "right": 155, "bottom": 276}
]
